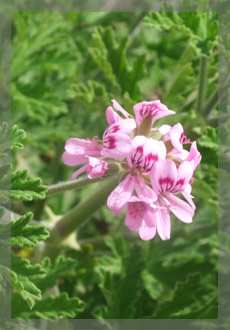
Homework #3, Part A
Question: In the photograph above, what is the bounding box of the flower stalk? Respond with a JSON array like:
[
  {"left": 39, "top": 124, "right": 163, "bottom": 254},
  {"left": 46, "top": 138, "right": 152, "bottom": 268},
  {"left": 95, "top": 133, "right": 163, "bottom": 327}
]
[
  {"left": 47, "top": 176, "right": 118, "bottom": 244},
  {"left": 46, "top": 165, "right": 120, "bottom": 196}
]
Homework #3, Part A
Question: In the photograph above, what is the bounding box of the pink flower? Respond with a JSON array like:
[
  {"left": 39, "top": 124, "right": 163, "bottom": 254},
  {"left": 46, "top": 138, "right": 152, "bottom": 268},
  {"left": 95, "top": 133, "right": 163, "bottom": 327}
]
[
  {"left": 150, "top": 159, "right": 195, "bottom": 240},
  {"left": 62, "top": 98, "right": 201, "bottom": 242},
  {"left": 72, "top": 157, "right": 108, "bottom": 180},
  {"left": 134, "top": 100, "right": 175, "bottom": 127}
]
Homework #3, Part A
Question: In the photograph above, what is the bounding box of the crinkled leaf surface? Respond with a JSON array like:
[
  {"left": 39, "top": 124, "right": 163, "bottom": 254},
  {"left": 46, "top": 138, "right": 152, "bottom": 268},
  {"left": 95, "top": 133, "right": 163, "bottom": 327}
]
[
  {"left": 17, "top": 292, "right": 84, "bottom": 319},
  {"left": 11, "top": 170, "right": 47, "bottom": 201},
  {"left": 94, "top": 243, "right": 144, "bottom": 319},
  {"left": 11, "top": 125, "right": 26, "bottom": 150},
  {"left": 11, "top": 212, "right": 49, "bottom": 248},
  {"left": 11, "top": 253, "right": 46, "bottom": 309},
  {"left": 153, "top": 273, "right": 217, "bottom": 319},
  {"left": 89, "top": 26, "right": 146, "bottom": 101},
  {"left": 37, "top": 255, "right": 77, "bottom": 293},
  {"left": 144, "top": 12, "right": 218, "bottom": 56}
]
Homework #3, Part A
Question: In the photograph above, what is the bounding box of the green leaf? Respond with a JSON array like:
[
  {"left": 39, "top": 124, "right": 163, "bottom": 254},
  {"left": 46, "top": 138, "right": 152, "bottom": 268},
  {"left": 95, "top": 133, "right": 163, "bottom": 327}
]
[
  {"left": 11, "top": 170, "right": 47, "bottom": 201},
  {"left": 37, "top": 255, "right": 77, "bottom": 293},
  {"left": 67, "top": 80, "right": 111, "bottom": 104},
  {"left": 12, "top": 12, "right": 78, "bottom": 124},
  {"left": 144, "top": 12, "right": 218, "bottom": 56},
  {"left": 17, "top": 292, "right": 84, "bottom": 319},
  {"left": 197, "top": 127, "right": 218, "bottom": 167},
  {"left": 198, "top": 126, "right": 218, "bottom": 150},
  {"left": 11, "top": 212, "right": 50, "bottom": 248},
  {"left": 11, "top": 125, "right": 26, "bottom": 150},
  {"left": 89, "top": 26, "right": 146, "bottom": 101},
  {"left": 141, "top": 270, "right": 164, "bottom": 300},
  {"left": 11, "top": 253, "right": 46, "bottom": 309},
  {"left": 0, "top": 164, "right": 10, "bottom": 204},
  {"left": 153, "top": 273, "right": 217, "bottom": 319},
  {"left": 94, "top": 243, "right": 144, "bottom": 319},
  {"left": 0, "top": 122, "right": 10, "bottom": 158}
]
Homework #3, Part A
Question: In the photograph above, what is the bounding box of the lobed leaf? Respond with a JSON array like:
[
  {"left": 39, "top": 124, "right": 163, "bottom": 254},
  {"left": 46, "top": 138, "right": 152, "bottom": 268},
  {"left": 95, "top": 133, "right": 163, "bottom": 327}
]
[
  {"left": 37, "top": 255, "right": 77, "bottom": 293},
  {"left": 11, "top": 125, "right": 26, "bottom": 150},
  {"left": 94, "top": 242, "right": 144, "bottom": 319},
  {"left": 11, "top": 212, "right": 50, "bottom": 248},
  {"left": 89, "top": 26, "right": 146, "bottom": 101},
  {"left": 11, "top": 253, "right": 46, "bottom": 309},
  {"left": 144, "top": 12, "right": 218, "bottom": 56},
  {"left": 17, "top": 292, "right": 84, "bottom": 319},
  {"left": 11, "top": 170, "right": 47, "bottom": 201},
  {"left": 0, "top": 122, "right": 10, "bottom": 158},
  {"left": 153, "top": 273, "right": 217, "bottom": 318}
]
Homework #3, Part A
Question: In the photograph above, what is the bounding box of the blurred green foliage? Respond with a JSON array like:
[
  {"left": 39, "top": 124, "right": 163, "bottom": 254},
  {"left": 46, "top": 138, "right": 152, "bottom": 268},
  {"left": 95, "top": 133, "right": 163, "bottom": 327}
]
[{"left": 7, "top": 9, "right": 228, "bottom": 324}]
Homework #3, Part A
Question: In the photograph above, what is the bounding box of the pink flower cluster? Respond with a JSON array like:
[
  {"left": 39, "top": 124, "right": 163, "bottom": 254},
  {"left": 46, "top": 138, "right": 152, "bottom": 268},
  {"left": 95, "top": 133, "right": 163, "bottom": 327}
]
[{"left": 62, "top": 99, "right": 201, "bottom": 241}]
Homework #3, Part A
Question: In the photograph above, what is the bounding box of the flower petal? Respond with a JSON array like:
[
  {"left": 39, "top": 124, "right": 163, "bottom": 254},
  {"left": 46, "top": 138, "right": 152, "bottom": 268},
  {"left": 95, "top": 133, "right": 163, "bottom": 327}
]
[
  {"left": 72, "top": 164, "right": 89, "bottom": 179},
  {"left": 125, "top": 198, "right": 146, "bottom": 231},
  {"left": 142, "top": 139, "right": 166, "bottom": 171},
  {"left": 143, "top": 208, "right": 158, "bottom": 227},
  {"left": 134, "top": 178, "right": 157, "bottom": 203},
  {"left": 127, "top": 135, "right": 147, "bottom": 168},
  {"left": 87, "top": 157, "right": 108, "bottom": 179},
  {"left": 182, "top": 184, "right": 196, "bottom": 210},
  {"left": 106, "top": 106, "right": 122, "bottom": 125},
  {"left": 156, "top": 199, "right": 171, "bottom": 240},
  {"left": 170, "top": 123, "right": 184, "bottom": 152},
  {"left": 139, "top": 221, "right": 156, "bottom": 241},
  {"left": 171, "top": 161, "right": 194, "bottom": 194},
  {"left": 168, "top": 148, "right": 189, "bottom": 163},
  {"left": 165, "top": 193, "right": 194, "bottom": 223},
  {"left": 134, "top": 100, "right": 175, "bottom": 127},
  {"left": 102, "top": 133, "right": 132, "bottom": 159},
  {"left": 104, "top": 119, "right": 136, "bottom": 137},
  {"left": 159, "top": 124, "right": 171, "bottom": 135},
  {"left": 62, "top": 151, "right": 87, "bottom": 166},
  {"left": 111, "top": 99, "right": 131, "bottom": 118},
  {"left": 65, "top": 138, "right": 101, "bottom": 157},
  {"left": 186, "top": 141, "right": 202, "bottom": 172},
  {"left": 107, "top": 174, "right": 135, "bottom": 215},
  {"left": 151, "top": 159, "right": 177, "bottom": 194}
]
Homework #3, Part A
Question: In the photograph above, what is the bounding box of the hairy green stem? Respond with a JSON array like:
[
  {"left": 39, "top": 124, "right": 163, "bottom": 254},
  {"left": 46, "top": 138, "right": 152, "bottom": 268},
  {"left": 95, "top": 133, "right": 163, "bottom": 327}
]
[
  {"left": 196, "top": 55, "right": 208, "bottom": 113},
  {"left": 46, "top": 171, "right": 118, "bottom": 196},
  {"left": 47, "top": 176, "right": 118, "bottom": 244}
]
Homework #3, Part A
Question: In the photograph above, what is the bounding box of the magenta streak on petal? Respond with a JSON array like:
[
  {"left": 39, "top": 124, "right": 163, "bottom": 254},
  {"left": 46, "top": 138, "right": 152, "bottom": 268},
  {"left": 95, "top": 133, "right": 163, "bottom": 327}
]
[
  {"left": 131, "top": 146, "right": 144, "bottom": 166},
  {"left": 179, "top": 132, "right": 184, "bottom": 144},
  {"left": 111, "top": 125, "right": 120, "bottom": 133},
  {"left": 106, "top": 135, "right": 116, "bottom": 149},
  {"left": 171, "top": 178, "right": 185, "bottom": 194},
  {"left": 144, "top": 153, "right": 158, "bottom": 172},
  {"left": 159, "top": 177, "right": 175, "bottom": 193},
  {"left": 140, "top": 104, "right": 161, "bottom": 119}
]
